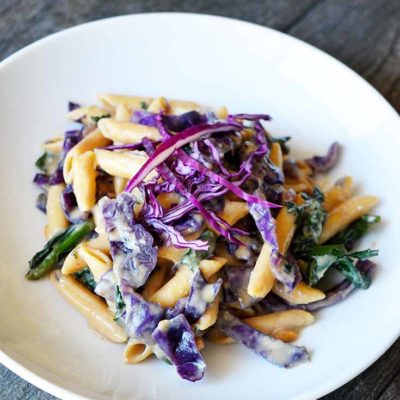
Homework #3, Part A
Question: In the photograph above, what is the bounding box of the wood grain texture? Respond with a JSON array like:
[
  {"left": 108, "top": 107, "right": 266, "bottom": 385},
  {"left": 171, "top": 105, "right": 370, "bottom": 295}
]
[{"left": 0, "top": 1, "right": 399, "bottom": 399}]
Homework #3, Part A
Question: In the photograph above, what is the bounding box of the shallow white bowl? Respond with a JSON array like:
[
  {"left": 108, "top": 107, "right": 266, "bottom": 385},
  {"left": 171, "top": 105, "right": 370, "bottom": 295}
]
[{"left": 0, "top": 13, "right": 399, "bottom": 400}]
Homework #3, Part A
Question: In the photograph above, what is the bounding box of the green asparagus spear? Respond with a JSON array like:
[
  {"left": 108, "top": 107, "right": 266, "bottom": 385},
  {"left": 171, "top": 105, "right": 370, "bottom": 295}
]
[{"left": 26, "top": 220, "right": 95, "bottom": 280}]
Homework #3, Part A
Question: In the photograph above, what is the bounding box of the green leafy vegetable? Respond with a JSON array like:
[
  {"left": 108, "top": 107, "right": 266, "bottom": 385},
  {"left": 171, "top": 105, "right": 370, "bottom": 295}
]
[
  {"left": 74, "top": 267, "right": 96, "bottom": 292},
  {"left": 306, "top": 244, "right": 378, "bottom": 287},
  {"left": 330, "top": 215, "right": 381, "bottom": 250},
  {"left": 270, "top": 136, "right": 291, "bottom": 154},
  {"left": 114, "top": 285, "right": 126, "bottom": 321},
  {"left": 35, "top": 151, "right": 59, "bottom": 175},
  {"left": 26, "top": 220, "right": 95, "bottom": 280},
  {"left": 140, "top": 101, "right": 148, "bottom": 110},
  {"left": 91, "top": 114, "right": 111, "bottom": 124},
  {"left": 290, "top": 188, "right": 326, "bottom": 257},
  {"left": 179, "top": 229, "right": 217, "bottom": 271}
]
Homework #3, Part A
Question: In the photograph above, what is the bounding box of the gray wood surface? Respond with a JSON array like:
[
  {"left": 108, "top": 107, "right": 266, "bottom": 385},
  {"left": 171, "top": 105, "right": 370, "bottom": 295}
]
[{"left": 0, "top": 1, "right": 399, "bottom": 399}]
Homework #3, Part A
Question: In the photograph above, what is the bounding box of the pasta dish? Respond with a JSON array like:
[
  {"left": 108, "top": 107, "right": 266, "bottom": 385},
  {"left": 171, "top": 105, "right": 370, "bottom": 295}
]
[{"left": 28, "top": 94, "right": 380, "bottom": 381}]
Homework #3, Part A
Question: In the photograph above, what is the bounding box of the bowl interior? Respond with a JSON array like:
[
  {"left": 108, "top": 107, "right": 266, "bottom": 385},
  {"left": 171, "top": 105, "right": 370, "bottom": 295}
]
[{"left": 0, "top": 13, "right": 399, "bottom": 400}]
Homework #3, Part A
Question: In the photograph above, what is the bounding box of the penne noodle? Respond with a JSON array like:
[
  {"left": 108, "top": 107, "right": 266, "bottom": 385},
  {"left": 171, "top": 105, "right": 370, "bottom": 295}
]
[
  {"left": 297, "top": 160, "right": 313, "bottom": 176},
  {"left": 147, "top": 97, "right": 170, "bottom": 113},
  {"left": 248, "top": 243, "right": 275, "bottom": 298},
  {"left": 61, "top": 246, "right": 86, "bottom": 275},
  {"left": 78, "top": 244, "right": 112, "bottom": 282},
  {"left": 273, "top": 329, "right": 299, "bottom": 343},
  {"left": 113, "top": 176, "right": 128, "bottom": 195},
  {"left": 142, "top": 266, "right": 169, "bottom": 301},
  {"left": 41, "top": 137, "right": 64, "bottom": 154},
  {"left": 124, "top": 339, "right": 153, "bottom": 364},
  {"left": 157, "top": 192, "right": 182, "bottom": 210},
  {"left": 158, "top": 231, "right": 202, "bottom": 264},
  {"left": 67, "top": 105, "right": 113, "bottom": 126},
  {"left": 244, "top": 310, "right": 315, "bottom": 335},
  {"left": 63, "top": 129, "right": 111, "bottom": 184},
  {"left": 98, "top": 94, "right": 154, "bottom": 111},
  {"left": 73, "top": 151, "right": 97, "bottom": 212},
  {"left": 195, "top": 297, "right": 220, "bottom": 331},
  {"left": 275, "top": 206, "right": 297, "bottom": 255},
  {"left": 270, "top": 142, "right": 283, "bottom": 170},
  {"left": 46, "top": 184, "right": 69, "bottom": 239},
  {"left": 168, "top": 99, "right": 202, "bottom": 115},
  {"left": 320, "top": 195, "right": 379, "bottom": 243},
  {"left": 218, "top": 200, "right": 248, "bottom": 226},
  {"left": 150, "top": 264, "right": 193, "bottom": 308},
  {"left": 283, "top": 182, "right": 309, "bottom": 193},
  {"left": 85, "top": 232, "right": 111, "bottom": 253},
  {"left": 323, "top": 176, "right": 353, "bottom": 212},
  {"left": 195, "top": 336, "right": 205, "bottom": 351},
  {"left": 95, "top": 149, "right": 155, "bottom": 180},
  {"left": 206, "top": 329, "right": 236, "bottom": 345},
  {"left": 199, "top": 257, "right": 227, "bottom": 279},
  {"left": 216, "top": 106, "right": 228, "bottom": 120},
  {"left": 50, "top": 270, "right": 127, "bottom": 343},
  {"left": 97, "top": 118, "right": 161, "bottom": 144},
  {"left": 115, "top": 104, "right": 132, "bottom": 122},
  {"left": 273, "top": 281, "right": 325, "bottom": 305}
]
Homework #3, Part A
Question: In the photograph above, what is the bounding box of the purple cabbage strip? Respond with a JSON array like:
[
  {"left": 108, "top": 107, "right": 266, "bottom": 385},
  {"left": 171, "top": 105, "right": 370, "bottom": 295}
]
[
  {"left": 305, "top": 142, "right": 340, "bottom": 172},
  {"left": 68, "top": 101, "right": 80, "bottom": 112},
  {"left": 223, "top": 266, "right": 258, "bottom": 309},
  {"left": 178, "top": 150, "right": 279, "bottom": 209},
  {"left": 174, "top": 213, "right": 204, "bottom": 235},
  {"left": 50, "top": 129, "right": 83, "bottom": 185},
  {"left": 120, "top": 282, "right": 164, "bottom": 342},
  {"left": 218, "top": 310, "right": 309, "bottom": 368},
  {"left": 35, "top": 192, "right": 47, "bottom": 214},
  {"left": 61, "top": 185, "right": 89, "bottom": 223},
  {"left": 101, "top": 142, "right": 149, "bottom": 151},
  {"left": 228, "top": 113, "right": 272, "bottom": 122},
  {"left": 124, "top": 122, "right": 241, "bottom": 192},
  {"left": 152, "top": 314, "right": 206, "bottom": 382},
  {"left": 94, "top": 269, "right": 116, "bottom": 303},
  {"left": 99, "top": 193, "right": 157, "bottom": 289},
  {"left": 184, "top": 270, "right": 223, "bottom": 323},
  {"left": 33, "top": 173, "right": 50, "bottom": 188},
  {"left": 165, "top": 297, "right": 188, "bottom": 320}
]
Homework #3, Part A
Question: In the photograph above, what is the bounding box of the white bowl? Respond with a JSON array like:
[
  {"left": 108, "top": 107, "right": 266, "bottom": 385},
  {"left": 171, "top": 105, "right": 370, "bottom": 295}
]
[{"left": 0, "top": 13, "right": 399, "bottom": 400}]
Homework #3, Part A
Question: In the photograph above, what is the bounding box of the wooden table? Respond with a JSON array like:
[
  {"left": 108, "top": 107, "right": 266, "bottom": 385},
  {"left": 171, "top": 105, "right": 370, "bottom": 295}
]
[{"left": 0, "top": 1, "right": 399, "bottom": 399}]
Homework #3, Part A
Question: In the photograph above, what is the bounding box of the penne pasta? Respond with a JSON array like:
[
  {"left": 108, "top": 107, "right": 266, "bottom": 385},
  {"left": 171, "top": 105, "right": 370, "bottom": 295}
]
[
  {"left": 168, "top": 99, "right": 202, "bottom": 115},
  {"left": 115, "top": 104, "right": 132, "bottom": 122},
  {"left": 157, "top": 192, "right": 182, "bottom": 210},
  {"left": 46, "top": 184, "right": 69, "bottom": 239},
  {"left": 195, "top": 336, "right": 205, "bottom": 351},
  {"left": 244, "top": 310, "right": 315, "bottom": 335},
  {"left": 50, "top": 270, "right": 127, "bottom": 343},
  {"left": 199, "top": 257, "right": 227, "bottom": 279},
  {"left": 73, "top": 151, "right": 97, "bottom": 212},
  {"left": 218, "top": 200, "right": 248, "bottom": 226},
  {"left": 142, "top": 266, "right": 169, "bottom": 301},
  {"left": 41, "top": 137, "right": 64, "bottom": 154},
  {"left": 195, "top": 297, "right": 220, "bottom": 331},
  {"left": 98, "top": 118, "right": 161, "bottom": 144},
  {"left": 206, "top": 329, "right": 236, "bottom": 345},
  {"left": 150, "top": 264, "right": 193, "bottom": 307},
  {"left": 78, "top": 244, "right": 112, "bottom": 282},
  {"left": 270, "top": 142, "right": 283, "bottom": 170},
  {"left": 273, "top": 329, "right": 299, "bottom": 342},
  {"left": 273, "top": 281, "right": 325, "bottom": 305},
  {"left": 324, "top": 176, "right": 353, "bottom": 211},
  {"left": 320, "top": 195, "right": 379, "bottom": 243},
  {"left": 147, "top": 97, "right": 170, "bottom": 113},
  {"left": 85, "top": 232, "right": 111, "bottom": 253},
  {"left": 216, "top": 106, "right": 228, "bottom": 120},
  {"left": 113, "top": 176, "right": 128, "bottom": 195},
  {"left": 98, "top": 94, "right": 153, "bottom": 111},
  {"left": 248, "top": 243, "right": 275, "bottom": 298},
  {"left": 68, "top": 105, "right": 113, "bottom": 126},
  {"left": 61, "top": 246, "right": 86, "bottom": 275},
  {"left": 95, "top": 149, "right": 153, "bottom": 180},
  {"left": 124, "top": 339, "right": 153, "bottom": 364},
  {"left": 63, "top": 129, "right": 111, "bottom": 184},
  {"left": 275, "top": 206, "right": 297, "bottom": 255}
]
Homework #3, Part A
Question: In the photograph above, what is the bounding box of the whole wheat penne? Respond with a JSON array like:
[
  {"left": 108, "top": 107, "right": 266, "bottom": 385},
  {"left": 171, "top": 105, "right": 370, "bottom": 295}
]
[
  {"left": 46, "top": 184, "right": 69, "bottom": 239},
  {"left": 275, "top": 206, "right": 296, "bottom": 255},
  {"left": 320, "top": 195, "right": 379, "bottom": 243},
  {"left": 218, "top": 200, "right": 248, "bottom": 226},
  {"left": 244, "top": 310, "right": 315, "bottom": 335},
  {"left": 124, "top": 339, "right": 153, "bottom": 364},
  {"left": 142, "top": 266, "right": 169, "bottom": 301},
  {"left": 199, "top": 257, "right": 227, "bottom": 279},
  {"left": 273, "top": 281, "right": 325, "bottom": 305},
  {"left": 324, "top": 176, "right": 353, "bottom": 211},
  {"left": 63, "top": 129, "right": 111, "bottom": 184},
  {"left": 73, "top": 151, "right": 97, "bottom": 212},
  {"left": 95, "top": 149, "right": 154, "bottom": 180},
  {"left": 248, "top": 242, "right": 275, "bottom": 298},
  {"left": 98, "top": 118, "right": 161, "bottom": 144},
  {"left": 150, "top": 264, "right": 193, "bottom": 307},
  {"left": 50, "top": 270, "right": 127, "bottom": 343}
]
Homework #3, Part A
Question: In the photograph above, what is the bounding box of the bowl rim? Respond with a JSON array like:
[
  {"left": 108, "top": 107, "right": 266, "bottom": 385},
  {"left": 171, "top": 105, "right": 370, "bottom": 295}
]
[{"left": 0, "top": 12, "right": 399, "bottom": 400}]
